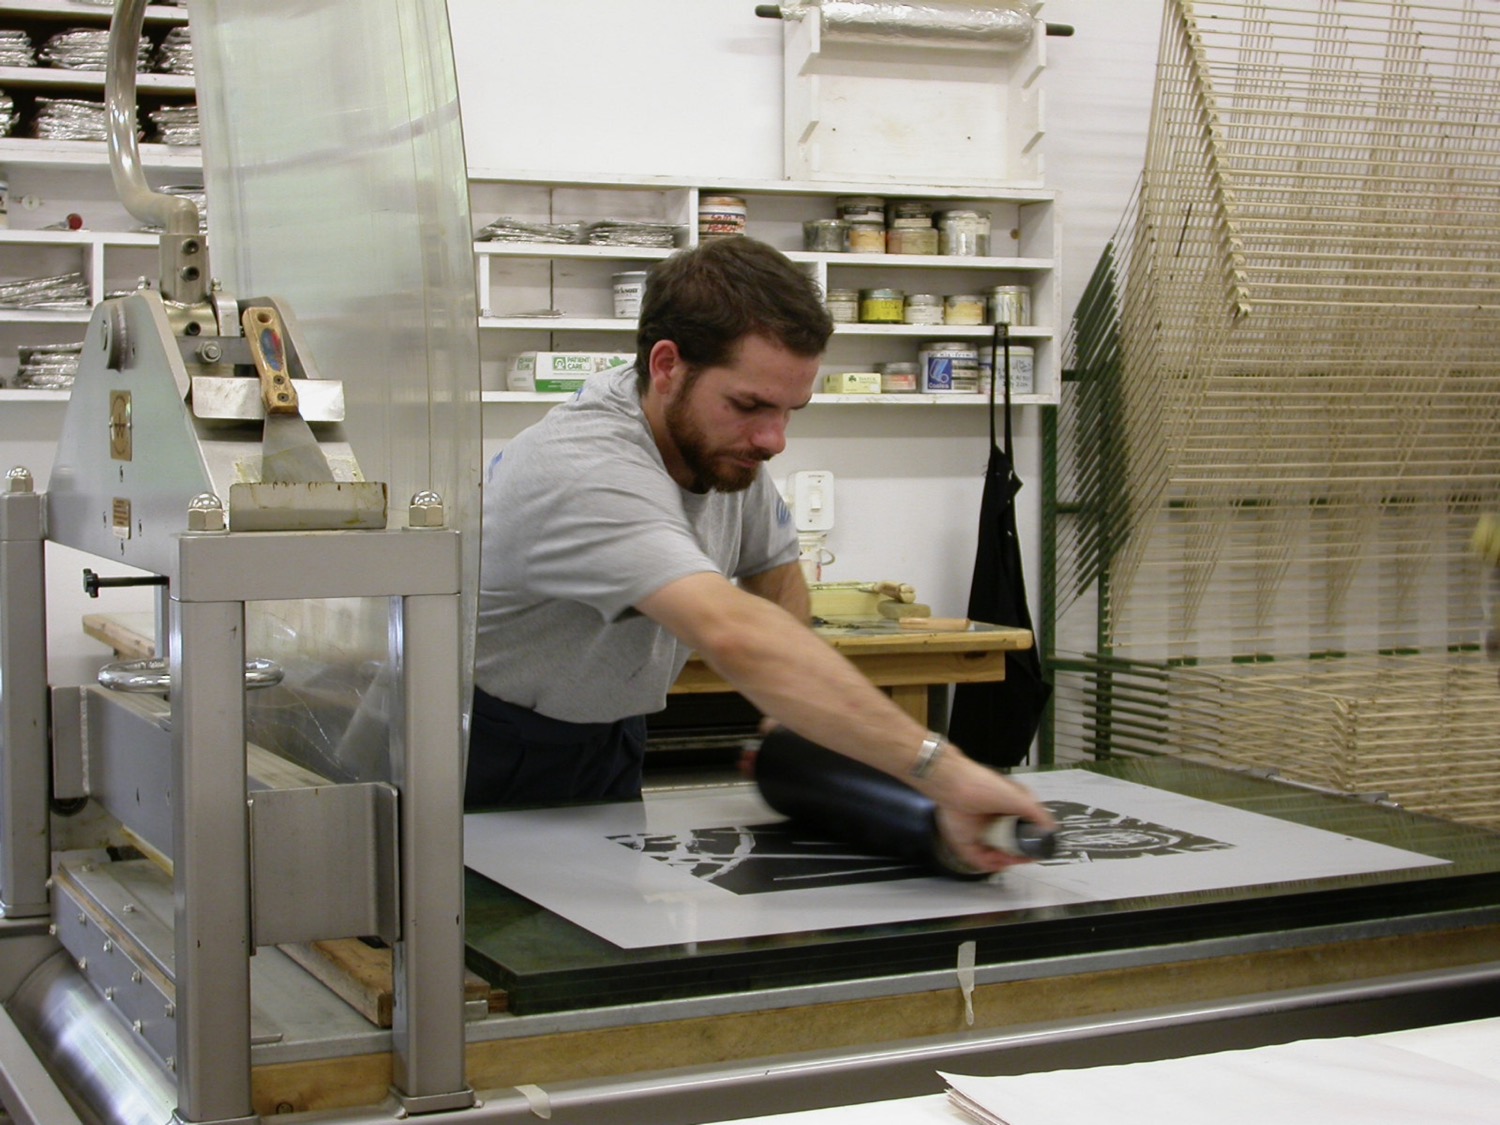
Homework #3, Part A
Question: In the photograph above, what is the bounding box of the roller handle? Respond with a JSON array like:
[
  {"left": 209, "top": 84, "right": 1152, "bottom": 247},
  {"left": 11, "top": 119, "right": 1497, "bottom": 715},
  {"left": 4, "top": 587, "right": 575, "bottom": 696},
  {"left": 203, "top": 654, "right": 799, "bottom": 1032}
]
[{"left": 983, "top": 816, "right": 1058, "bottom": 859}]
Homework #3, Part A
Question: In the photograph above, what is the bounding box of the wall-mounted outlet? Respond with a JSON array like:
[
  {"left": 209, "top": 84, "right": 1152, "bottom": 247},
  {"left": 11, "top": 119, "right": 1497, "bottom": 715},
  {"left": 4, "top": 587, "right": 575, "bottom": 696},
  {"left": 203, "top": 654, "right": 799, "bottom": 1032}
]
[{"left": 790, "top": 470, "right": 835, "bottom": 532}]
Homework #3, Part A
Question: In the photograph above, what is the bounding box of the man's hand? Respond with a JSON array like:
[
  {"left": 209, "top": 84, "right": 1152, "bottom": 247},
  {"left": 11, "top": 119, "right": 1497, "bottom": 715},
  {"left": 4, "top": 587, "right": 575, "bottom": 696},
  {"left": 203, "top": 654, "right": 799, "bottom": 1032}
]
[{"left": 929, "top": 760, "right": 1056, "bottom": 874}]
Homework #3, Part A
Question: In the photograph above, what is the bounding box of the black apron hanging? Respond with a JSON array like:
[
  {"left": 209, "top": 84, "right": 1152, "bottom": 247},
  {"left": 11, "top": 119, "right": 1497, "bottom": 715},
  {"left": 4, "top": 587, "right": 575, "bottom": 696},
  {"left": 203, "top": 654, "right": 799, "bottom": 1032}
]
[{"left": 946, "top": 324, "right": 1053, "bottom": 768}]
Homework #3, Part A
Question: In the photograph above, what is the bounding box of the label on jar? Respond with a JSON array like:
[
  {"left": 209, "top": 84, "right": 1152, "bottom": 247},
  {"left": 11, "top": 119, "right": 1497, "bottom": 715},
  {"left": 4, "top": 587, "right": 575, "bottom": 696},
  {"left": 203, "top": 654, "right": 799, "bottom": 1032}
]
[
  {"left": 904, "top": 293, "right": 943, "bottom": 325},
  {"left": 886, "top": 227, "right": 938, "bottom": 255},
  {"left": 846, "top": 222, "right": 886, "bottom": 253},
  {"left": 918, "top": 342, "right": 979, "bottom": 393},
  {"left": 859, "top": 289, "right": 905, "bottom": 324},
  {"left": 698, "top": 195, "right": 747, "bottom": 236},
  {"left": 879, "top": 363, "right": 919, "bottom": 393},
  {"left": 943, "top": 294, "right": 986, "bottom": 325},
  {"left": 987, "top": 285, "right": 1032, "bottom": 326},
  {"left": 826, "top": 292, "right": 859, "bottom": 322},
  {"left": 612, "top": 271, "right": 648, "bottom": 319},
  {"left": 993, "top": 345, "right": 1035, "bottom": 395}
]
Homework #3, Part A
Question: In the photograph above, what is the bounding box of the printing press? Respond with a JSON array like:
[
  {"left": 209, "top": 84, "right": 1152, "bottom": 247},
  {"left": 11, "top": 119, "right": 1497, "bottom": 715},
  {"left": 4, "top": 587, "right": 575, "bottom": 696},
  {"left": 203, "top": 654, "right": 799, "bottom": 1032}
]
[{"left": 3, "top": 3, "right": 1500, "bottom": 1125}]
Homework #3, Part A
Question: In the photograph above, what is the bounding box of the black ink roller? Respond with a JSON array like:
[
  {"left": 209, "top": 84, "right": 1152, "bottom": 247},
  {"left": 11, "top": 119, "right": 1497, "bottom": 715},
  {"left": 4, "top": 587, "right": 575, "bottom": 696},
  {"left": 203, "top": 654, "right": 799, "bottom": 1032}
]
[{"left": 754, "top": 728, "right": 1056, "bottom": 876}]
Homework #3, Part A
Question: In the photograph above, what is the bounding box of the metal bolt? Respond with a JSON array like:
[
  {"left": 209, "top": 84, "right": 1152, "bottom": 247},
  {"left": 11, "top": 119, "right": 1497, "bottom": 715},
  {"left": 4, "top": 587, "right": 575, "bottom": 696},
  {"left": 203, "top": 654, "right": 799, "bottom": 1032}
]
[
  {"left": 131, "top": 970, "right": 142, "bottom": 984},
  {"left": 165, "top": 1056, "right": 176, "bottom": 1072},
  {"left": 196, "top": 341, "right": 223, "bottom": 363},
  {"left": 78, "top": 958, "right": 87, "bottom": 971},
  {"left": 102, "top": 940, "right": 113, "bottom": 953},
  {"left": 6, "top": 466, "right": 33, "bottom": 494},
  {"left": 105, "top": 987, "right": 116, "bottom": 1001},
  {"left": 122, "top": 903, "right": 136, "bottom": 913},
  {"left": 77, "top": 912, "right": 86, "bottom": 924},
  {"left": 408, "top": 490, "right": 445, "bottom": 529},
  {"left": 186, "top": 492, "right": 227, "bottom": 532}
]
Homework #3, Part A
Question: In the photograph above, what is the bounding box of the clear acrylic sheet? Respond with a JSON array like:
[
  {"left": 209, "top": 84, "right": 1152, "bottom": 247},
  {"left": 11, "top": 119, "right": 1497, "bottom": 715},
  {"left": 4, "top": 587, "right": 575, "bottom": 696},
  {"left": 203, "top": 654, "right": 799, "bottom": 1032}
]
[{"left": 189, "top": 0, "right": 482, "bottom": 784}]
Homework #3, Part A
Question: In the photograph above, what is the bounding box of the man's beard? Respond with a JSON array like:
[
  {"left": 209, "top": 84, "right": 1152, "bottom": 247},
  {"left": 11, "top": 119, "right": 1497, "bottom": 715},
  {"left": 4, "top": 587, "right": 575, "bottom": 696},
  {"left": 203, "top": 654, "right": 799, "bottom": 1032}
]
[{"left": 665, "top": 391, "right": 768, "bottom": 493}]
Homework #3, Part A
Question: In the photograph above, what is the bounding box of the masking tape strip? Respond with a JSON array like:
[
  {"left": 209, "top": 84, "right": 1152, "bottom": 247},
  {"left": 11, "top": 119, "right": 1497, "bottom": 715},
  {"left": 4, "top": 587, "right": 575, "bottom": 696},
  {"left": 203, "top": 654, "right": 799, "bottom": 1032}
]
[
  {"left": 516, "top": 1083, "right": 552, "bottom": 1119},
  {"left": 956, "top": 939, "right": 977, "bottom": 1027}
]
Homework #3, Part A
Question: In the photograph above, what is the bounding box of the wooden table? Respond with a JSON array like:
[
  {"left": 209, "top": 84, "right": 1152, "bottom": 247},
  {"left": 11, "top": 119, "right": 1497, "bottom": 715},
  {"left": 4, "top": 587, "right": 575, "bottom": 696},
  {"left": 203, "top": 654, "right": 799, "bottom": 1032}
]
[
  {"left": 83, "top": 613, "right": 1031, "bottom": 728},
  {"left": 675, "top": 620, "right": 1031, "bottom": 725}
]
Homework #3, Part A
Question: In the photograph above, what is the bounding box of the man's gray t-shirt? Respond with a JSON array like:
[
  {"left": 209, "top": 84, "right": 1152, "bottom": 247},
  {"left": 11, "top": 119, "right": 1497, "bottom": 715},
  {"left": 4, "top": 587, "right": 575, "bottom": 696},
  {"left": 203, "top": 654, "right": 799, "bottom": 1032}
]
[{"left": 473, "top": 365, "right": 799, "bottom": 722}]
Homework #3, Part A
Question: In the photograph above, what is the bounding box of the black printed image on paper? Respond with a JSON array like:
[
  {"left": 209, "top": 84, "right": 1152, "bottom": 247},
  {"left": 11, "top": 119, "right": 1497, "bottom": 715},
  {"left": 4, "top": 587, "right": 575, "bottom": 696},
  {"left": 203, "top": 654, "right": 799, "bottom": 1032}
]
[
  {"left": 1041, "top": 799, "right": 1234, "bottom": 863},
  {"left": 608, "top": 800, "right": 1233, "bottom": 896},
  {"left": 608, "top": 822, "right": 928, "bottom": 895}
]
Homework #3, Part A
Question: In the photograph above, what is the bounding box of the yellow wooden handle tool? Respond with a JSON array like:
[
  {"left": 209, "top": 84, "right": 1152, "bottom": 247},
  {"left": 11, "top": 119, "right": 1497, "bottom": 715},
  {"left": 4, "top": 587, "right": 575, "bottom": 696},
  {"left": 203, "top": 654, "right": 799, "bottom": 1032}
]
[
  {"left": 243, "top": 305, "right": 298, "bottom": 415},
  {"left": 897, "top": 617, "right": 971, "bottom": 632},
  {"left": 242, "top": 304, "right": 334, "bottom": 483}
]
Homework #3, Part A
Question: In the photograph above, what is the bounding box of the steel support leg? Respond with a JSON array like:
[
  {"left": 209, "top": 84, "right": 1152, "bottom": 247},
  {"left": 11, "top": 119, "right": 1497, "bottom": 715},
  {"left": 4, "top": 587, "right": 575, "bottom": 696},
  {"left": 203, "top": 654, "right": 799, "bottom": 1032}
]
[
  {"left": 170, "top": 595, "right": 256, "bottom": 1125},
  {"left": 389, "top": 590, "right": 473, "bottom": 1113},
  {"left": 0, "top": 482, "right": 50, "bottom": 918}
]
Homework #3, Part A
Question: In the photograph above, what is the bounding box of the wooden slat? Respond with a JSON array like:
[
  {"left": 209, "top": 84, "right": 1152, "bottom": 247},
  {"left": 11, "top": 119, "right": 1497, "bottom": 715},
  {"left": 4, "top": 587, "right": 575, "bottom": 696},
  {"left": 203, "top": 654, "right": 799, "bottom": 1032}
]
[{"left": 280, "top": 939, "right": 501, "bottom": 1029}]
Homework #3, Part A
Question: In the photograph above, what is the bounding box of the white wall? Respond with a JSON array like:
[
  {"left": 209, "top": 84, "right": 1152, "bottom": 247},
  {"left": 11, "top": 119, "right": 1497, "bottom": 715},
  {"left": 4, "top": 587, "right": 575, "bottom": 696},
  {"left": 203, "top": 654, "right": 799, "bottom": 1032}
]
[{"left": 453, "top": 0, "right": 1163, "bottom": 618}]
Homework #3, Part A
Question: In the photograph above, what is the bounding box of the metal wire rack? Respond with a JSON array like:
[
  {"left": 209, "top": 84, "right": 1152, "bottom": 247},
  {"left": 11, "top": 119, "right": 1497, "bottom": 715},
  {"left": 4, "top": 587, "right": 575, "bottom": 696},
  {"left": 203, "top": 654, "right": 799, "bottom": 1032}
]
[{"left": 1046, "top": 0, "right": 1500, "bottom": 826}]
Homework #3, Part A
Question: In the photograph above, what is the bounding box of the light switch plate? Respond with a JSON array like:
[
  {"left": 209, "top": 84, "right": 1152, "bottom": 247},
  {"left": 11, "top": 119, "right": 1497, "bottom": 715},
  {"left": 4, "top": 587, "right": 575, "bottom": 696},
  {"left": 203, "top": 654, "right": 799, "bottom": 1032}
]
[{"left": 790, "top": 470, "right": 835, "bottom": 531}]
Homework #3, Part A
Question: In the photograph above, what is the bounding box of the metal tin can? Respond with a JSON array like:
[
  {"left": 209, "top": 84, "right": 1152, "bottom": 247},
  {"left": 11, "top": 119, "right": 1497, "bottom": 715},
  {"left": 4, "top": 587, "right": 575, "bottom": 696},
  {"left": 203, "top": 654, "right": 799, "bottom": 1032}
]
[
  {"left": 986, "top": 284, "right": 1032, "bottom": 326},
  {"left": 835, "top": 195, "right": 885, "bottom": 223},
  {"left": 903, "top": 293, "right": 943, "bottom": 325},
  {"left": 698, "top": 194, "right": 746, "bottom": 239},
  {"left": 612, "top": 271, "right": 648, "bottom": 319},
  {"left": 858, "top": 288, "right": 905, "bottom": 324},
  {"left": 886, "top": 227, "right": 938, "bottom": 255},
  {"left": 825, "top": 287, "right": 860, "bottom": 323},
  {"left": 979, "top": 344, "right": 1035, "bottom": 395},
  {"left": 943, "top": 293, "right": 986, "bottom": 325},
  {"left": 877, "top": 361, "right": 919, "bottom": 393},
  {"left": 886, "top": 199, "right": 933, "bottom": 228},
  {"left": 803, "top": 219, "right": 847, "bottom": 252},
  {"left": 918, "top": 341, "right": 979, "bottom": 393},
  {"left": 936, "top": 209, "right": 984, "bottom": 256},
  {"left": 845, "top": 221, "right": 886, "bottom": 253}
]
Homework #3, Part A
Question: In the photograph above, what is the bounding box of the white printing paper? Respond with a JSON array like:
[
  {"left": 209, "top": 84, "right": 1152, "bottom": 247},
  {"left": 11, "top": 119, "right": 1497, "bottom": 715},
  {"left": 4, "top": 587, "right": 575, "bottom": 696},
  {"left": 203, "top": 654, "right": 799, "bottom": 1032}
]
[{"left": 462, "top": 770, "right": 1449, "bottom": 950}]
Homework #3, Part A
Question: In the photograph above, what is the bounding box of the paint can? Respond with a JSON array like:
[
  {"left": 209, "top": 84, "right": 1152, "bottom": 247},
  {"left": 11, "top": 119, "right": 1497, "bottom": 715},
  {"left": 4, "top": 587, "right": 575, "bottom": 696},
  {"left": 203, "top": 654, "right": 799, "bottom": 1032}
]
[
  {"left": 943, "top": 293, "right": 986, "bottom": 325},
  {"left": 877, "top": 361, "right": 919, "bottom": 393},
  {"left": 612, "top": 271, "right": 648, "bottom": 319},
  {"left": 886, "top": 226, "right": 938, "bottom": 255},
  {"left": 885, "top": 198, "right": 934, "bottom": 228},
  {"left": 858, "top": 287, "right": 905, "bottom": 324},
  {"left": 845, "top": 221, "right": 886, "bottom": 253},
  {"left": 803, "top": 218, "right": 847, "bottom": 252},
  {"left": 918, "top": 341, "right": 979, "bottom": 393},
  {"left": 979, "top": 345, "right": 1034, "bottom": 395},
  {"left": 824, "top": 287, "right": 860, "bottom": 323},
  {"left": 936, "top": 209, "right": 985, "bottom": 256},
  {"left": 835, "top": 195, "right": 885, "bottom": 223},
  {"left": 902, "top": 292, "right": 943, "bottom": 325},
  {"left": 986, "top": 284, "right": 1032, "bottom": 326},
  {"left": 698, "top": 194, "right": 747, "bottom": 240}
]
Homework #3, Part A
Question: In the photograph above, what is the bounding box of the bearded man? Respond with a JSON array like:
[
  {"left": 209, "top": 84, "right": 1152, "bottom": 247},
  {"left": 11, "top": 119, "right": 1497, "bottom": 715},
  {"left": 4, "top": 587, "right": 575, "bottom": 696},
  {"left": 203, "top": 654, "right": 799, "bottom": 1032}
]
[{"left": 469, "top": 237, "right": 1048, "bottom": 873}]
